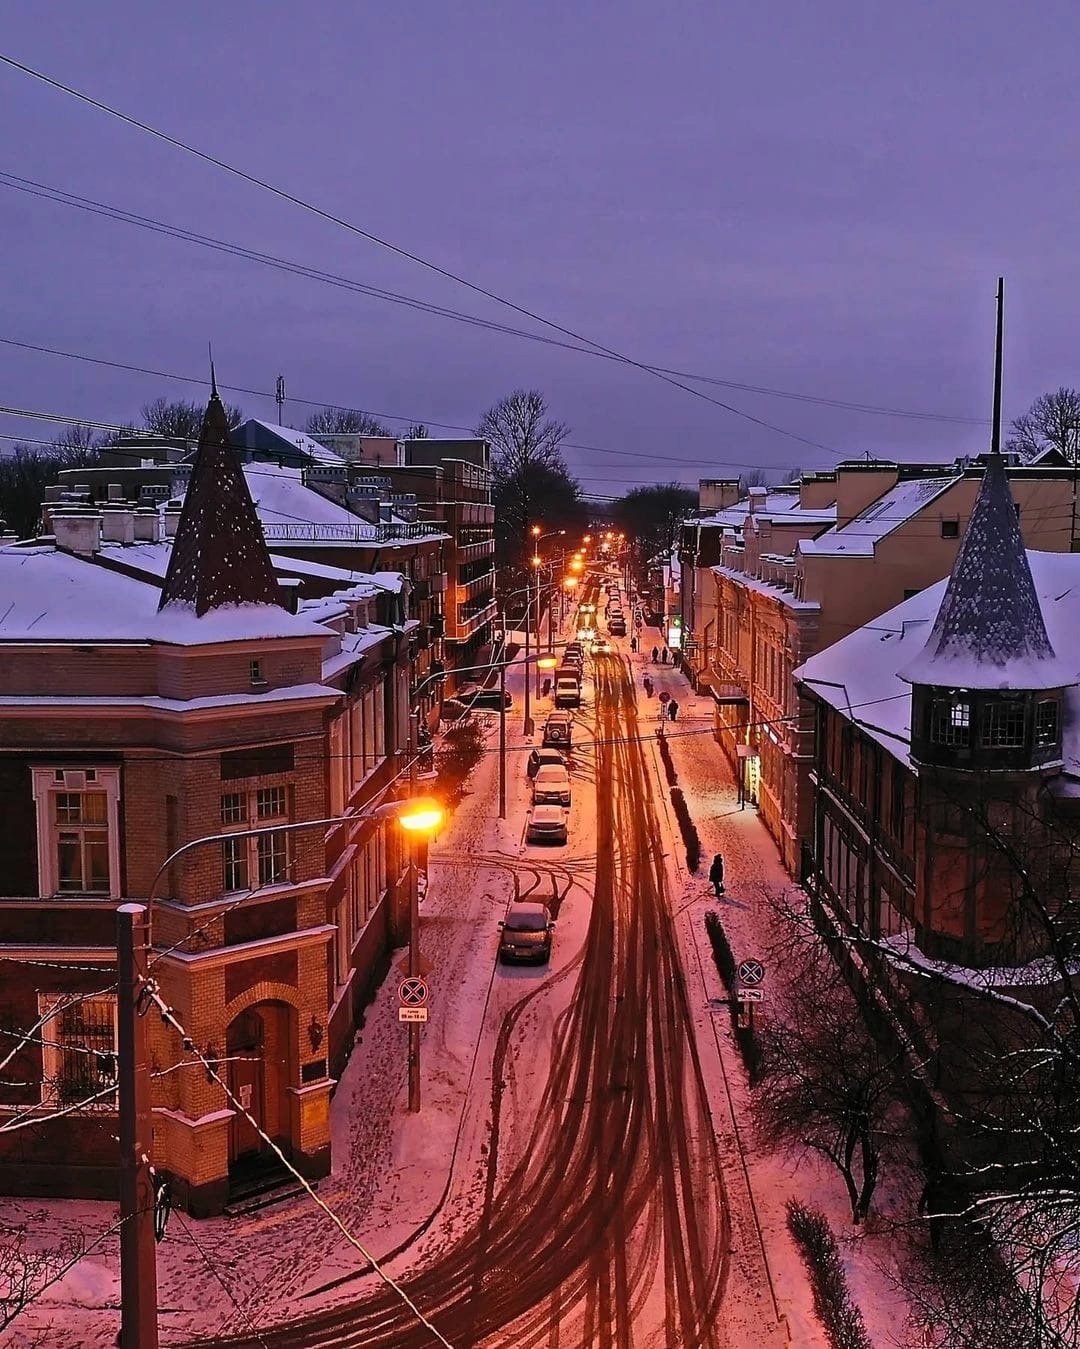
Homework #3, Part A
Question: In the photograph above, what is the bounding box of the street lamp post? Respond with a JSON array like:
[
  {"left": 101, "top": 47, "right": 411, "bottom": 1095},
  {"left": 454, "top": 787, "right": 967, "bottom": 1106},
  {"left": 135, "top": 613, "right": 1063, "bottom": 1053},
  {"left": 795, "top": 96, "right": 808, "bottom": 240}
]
[{"left": 123, "top": 792, "right": 443, "bottom": 1344}]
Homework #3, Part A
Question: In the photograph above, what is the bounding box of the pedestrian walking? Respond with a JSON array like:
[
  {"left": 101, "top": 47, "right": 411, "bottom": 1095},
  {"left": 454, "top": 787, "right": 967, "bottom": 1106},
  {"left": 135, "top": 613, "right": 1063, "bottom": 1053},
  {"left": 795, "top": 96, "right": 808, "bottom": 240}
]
[
  {"left": 661, "top": 647, "right": 669, "bottom": 665},
  {"left": 668, "top": 698, "right": 679, "bottom": 722},
  {"left": 630, "top": 635, "right": 638, "bottom": 653},
  {"left": 652, "top": 646, "right": 659, "bottom": 663},
  {"left": 709, "top": 852, "right": 725, "bottom": 897},
  {"left": 643, "top": 674, "right": 654, "bottom": 697}
]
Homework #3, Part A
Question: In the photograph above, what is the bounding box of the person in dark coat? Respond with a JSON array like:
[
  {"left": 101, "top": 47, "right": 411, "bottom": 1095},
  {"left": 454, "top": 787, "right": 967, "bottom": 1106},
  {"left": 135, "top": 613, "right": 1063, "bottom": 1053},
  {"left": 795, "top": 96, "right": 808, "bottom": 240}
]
[
  {"left": 652, "top": 646, "right": 659, "bottom": 662},
  {"left": 668, "top": 698, "right": 679, "bottom": 722},
  {"left": 660, "top": 647, "right": 669, "bottom": 665},
  {"left": 709, "top": 852, "right": 725, "bottom": 896},
  {"left": 643, "top": 674, "right": 654, "bottom": 697}
]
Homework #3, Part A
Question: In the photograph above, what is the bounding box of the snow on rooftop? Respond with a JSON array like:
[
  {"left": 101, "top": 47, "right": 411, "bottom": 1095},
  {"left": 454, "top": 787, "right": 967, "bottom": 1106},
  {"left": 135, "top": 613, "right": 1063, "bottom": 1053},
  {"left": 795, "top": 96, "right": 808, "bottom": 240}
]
[
  {"left": 802, "top": 475, "right": 958, "bottom": 557},
  {"left": 243, "top": 463, "right": 377, "bottom": 533},
  {"left": 795, "top": 550, "right": 1080, "bottom": 765},
  {"left": 245, "top": 418, "right": 347, "bottom": 466},
  {"left": 0, "top": 548, "right": 327, "bottom": 645}
]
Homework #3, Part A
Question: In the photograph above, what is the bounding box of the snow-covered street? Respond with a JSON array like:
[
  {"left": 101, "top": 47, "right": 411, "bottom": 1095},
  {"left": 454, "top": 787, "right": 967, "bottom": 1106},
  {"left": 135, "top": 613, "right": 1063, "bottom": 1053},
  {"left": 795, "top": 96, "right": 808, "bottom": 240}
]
[{"left": 3, "top": 614, "right": 915, "bottom": 1348}]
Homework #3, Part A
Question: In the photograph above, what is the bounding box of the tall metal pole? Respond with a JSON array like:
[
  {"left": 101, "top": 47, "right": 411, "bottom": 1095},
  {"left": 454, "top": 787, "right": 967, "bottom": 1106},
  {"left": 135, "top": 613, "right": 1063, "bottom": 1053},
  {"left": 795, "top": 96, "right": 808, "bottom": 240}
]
[
  {"left": 534, "top": 566, "right": 543, "bottom": 698},
  {"left": 117, "top": 903, "right": 158, "bottom": 1349},
  {"left": 991, "top": 277, "right": 1004, "bottom": 458},
  {"left": 523, "top": 575, "right": 533, "bottom": 737},
  {"left": 407, "top": 708, "right": 421, "bottom": 1113},
  {"left": 498, "top": 657, "right": 508, "bottom": 818}
]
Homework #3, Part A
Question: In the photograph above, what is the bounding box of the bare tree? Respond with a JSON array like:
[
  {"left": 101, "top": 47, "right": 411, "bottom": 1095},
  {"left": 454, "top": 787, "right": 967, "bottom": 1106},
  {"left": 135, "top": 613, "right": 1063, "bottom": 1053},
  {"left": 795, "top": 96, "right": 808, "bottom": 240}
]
[
  {"left": 1, "top": 1221, "right": 85, "bottom": 1334},
  {"left": 142, "top": 397, "right": 242, "bottom": 439},
  {"left": 1005, "top": 387, "right": 1080, "bottom": 463},
  {"left": 405, "top": 423, "right": 429, "bottom": 439},
  {"left": 611, "top": 483, "right": 696, "bottom": 568},
  {"left": 478, "top": 390, "right": 579, "bottom": 571},
  {"left": 754, "top": 923, "right": 907, "bottom": 1222},
  {"left": 304, "top": 406, "right": 392, "bottom": 438}
]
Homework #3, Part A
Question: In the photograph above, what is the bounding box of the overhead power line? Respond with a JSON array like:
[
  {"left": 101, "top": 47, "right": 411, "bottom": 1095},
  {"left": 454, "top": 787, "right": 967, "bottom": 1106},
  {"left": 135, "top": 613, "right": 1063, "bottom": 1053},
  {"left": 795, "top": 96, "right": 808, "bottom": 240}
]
[
  {"left": 0, "top": 170, "right": 987, "bottom": 429},
  {"left": 0, "top": 52, "right": 842, "bottom": 455}
]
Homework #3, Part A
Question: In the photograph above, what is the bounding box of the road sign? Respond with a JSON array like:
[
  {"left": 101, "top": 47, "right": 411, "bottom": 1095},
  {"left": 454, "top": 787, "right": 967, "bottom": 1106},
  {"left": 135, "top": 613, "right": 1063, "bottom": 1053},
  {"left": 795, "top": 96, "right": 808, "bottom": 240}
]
[
  {"left": 658, "top": 691, "right": 671, "bottom": 704},
  {"left": 398, "top": 977, "right": 429, "bottom": 1007},
  {"left": 398, "top": 1006, "right": 429, "bottom": 1023},
  {"left": 396, "top": 953, "right": 433, "bottom": 978},
  {"left": 738, "top": 988, "right": 765, "bottom": 1003},
  {"left": 737, "top": 959, "right": 765, "bottom": 987}
]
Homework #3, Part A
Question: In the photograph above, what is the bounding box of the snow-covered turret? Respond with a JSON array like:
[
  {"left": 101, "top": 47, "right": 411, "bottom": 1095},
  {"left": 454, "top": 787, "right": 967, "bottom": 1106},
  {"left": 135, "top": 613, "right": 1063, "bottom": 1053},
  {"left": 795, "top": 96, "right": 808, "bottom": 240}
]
[{"left": 902, "top": 451, "right": 1069, "bottom": 772}]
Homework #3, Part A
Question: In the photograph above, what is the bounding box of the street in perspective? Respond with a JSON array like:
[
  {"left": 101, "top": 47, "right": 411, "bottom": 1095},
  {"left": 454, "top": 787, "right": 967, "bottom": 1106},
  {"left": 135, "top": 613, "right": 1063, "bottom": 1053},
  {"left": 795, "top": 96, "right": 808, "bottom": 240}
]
[{"left": 3, "top": 9, "right": 1080, "bottom": 1349}]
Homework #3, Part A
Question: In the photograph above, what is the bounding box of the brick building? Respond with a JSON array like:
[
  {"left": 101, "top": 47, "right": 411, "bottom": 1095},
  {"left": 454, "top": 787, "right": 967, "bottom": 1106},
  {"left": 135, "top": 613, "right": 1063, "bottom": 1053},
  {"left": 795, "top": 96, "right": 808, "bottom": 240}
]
[
  {"left": 692, "top": 457, "right": 1080, "bottom": 875},
  {"left": 797, "top": 451, "right": 1080, "bottom": 966},
  {"left": 0, "top": 387, "right": 417, "bottom": 1213}
]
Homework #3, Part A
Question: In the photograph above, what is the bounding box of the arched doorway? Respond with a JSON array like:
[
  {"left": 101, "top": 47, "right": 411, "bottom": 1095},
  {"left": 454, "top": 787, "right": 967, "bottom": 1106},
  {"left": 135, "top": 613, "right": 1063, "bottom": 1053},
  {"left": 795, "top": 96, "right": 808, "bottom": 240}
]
[{"left": 226, "top": 1002, "right": 296, "bottom": 1174}]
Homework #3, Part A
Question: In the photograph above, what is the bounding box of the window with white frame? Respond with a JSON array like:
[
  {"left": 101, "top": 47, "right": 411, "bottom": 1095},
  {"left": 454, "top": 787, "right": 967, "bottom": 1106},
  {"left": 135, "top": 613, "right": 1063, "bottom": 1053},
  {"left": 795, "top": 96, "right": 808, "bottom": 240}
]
[
  {"left": 219, "top": 785, "right": 291, "bottom": 892},
  {"left": 39, "top": 994, "right": 117, "bottom": 1109},
  {"left": 31, "top": 767, "right": 122, "bottom": 898}
]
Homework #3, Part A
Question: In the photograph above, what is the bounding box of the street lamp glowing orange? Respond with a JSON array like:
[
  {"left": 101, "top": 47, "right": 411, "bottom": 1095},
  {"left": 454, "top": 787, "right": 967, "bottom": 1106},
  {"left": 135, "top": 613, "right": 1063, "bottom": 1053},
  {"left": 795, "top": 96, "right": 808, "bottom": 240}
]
[
  {"left": 564, "top": 576, "right": 578, "bottom": 591},
  {"left": 531, "top": 525, "right": 541, "bottom": 537},
  {"left": 398, "top": 797, "right": 444, "bottom": 833},
  {"left": 537, "top": 655, "right": 558, "bottom": 671},
  {"left": 584, "top": 534, "right": 592, "bottom": 543},
  {"left": 531, "top": 554, "right": 541, "bottom": 568}
]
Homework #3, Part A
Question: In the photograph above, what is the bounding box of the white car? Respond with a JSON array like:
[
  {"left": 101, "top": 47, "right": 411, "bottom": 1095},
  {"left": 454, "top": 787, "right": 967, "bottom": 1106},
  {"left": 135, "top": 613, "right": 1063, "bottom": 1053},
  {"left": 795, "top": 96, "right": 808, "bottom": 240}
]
[
  {"left": 533, "top": 764, "right": 572, "bottom": 807},
  {"left": 525, "top": 804, "right": 568, "bottom": 845}
]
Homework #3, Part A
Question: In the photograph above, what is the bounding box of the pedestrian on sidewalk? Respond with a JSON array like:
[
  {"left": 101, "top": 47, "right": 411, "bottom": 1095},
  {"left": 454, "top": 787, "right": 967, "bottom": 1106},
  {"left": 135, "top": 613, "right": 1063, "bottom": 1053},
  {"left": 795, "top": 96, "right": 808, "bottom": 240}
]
[
  {"left": 652, "top": 645, "right": 659, "bottom": 662},
  {"left": 643, "top": 674, "right": 654, "bottom": 697},
  {"left": 630, "top": 635, "right": 638, "bottom": 653},
  {"left": 709, "top": 852, "right": 725, "bottom": 897},
  {"left": 668, "top": 698, "right": 679, "bottom": 722},
  {"left": 661, "top": 647, "right": 669, "bottom": 665}
]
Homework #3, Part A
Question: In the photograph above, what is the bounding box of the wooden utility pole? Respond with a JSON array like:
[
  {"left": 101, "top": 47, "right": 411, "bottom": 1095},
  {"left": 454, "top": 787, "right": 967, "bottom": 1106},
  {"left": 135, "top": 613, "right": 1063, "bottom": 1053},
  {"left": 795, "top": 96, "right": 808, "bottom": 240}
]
[{"left": 117, "top": 903, "right": 158, "bottom": 1349}]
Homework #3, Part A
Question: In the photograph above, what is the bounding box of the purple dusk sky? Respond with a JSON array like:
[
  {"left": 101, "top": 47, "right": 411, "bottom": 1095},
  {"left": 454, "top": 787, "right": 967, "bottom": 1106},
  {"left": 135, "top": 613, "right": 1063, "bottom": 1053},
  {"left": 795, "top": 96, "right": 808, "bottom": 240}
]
[{"left": 3, "top": 1, "right": 1080, "bottom": 496}]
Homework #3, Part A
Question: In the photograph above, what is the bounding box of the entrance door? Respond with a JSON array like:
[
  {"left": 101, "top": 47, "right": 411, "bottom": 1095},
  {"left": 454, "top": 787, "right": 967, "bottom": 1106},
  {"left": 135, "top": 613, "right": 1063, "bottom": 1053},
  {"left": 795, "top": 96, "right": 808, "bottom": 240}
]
[{"left": 227, "top": 1010, "right": 265, "bottom": 1164}]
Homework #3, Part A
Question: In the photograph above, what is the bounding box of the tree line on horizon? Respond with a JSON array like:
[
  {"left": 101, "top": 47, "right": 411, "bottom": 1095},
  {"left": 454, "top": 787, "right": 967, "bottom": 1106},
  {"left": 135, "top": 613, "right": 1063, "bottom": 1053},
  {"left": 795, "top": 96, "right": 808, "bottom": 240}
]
[{"left": 6, "top": 381, "right": 1076, "bottom": 549}]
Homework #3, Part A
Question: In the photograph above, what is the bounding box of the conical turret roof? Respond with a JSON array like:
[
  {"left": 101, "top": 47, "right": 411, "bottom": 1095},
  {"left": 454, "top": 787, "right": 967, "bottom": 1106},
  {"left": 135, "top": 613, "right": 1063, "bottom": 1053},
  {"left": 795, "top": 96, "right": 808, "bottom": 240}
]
[
  {"left": 901, "top": 453, "right": 1072, "bottom": 691},
  {"left": 158, "top": 381, "right": 283, "bottom": 616}
]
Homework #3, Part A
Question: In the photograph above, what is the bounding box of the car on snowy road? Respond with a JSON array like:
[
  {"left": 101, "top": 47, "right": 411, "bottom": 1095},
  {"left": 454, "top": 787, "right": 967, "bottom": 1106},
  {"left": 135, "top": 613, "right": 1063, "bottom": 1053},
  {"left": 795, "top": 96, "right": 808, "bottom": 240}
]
[
  {"left": 527, "top": 746, "right": 567, "bottom": 780},
  {"left": 498, "top": 901, "right": 556, "bottom": 963},
  {"left": 455, "top": 683, "right": 512, "bottom": 711},
  {"left": 542, "top": 711, "right": 574, "bottom": 748},
  {"left": 525, "top": 804, "right": 568, "bottom": 845},
  {"left": 533, "top": 764, "right": 572, "bottom": 807}
]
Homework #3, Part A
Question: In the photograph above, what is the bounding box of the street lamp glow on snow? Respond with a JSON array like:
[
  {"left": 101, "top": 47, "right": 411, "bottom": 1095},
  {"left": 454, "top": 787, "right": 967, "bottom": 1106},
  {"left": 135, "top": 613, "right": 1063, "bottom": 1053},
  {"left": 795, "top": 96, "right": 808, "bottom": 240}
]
[{"left": 398, "top": 797, "right": 444, "bottom": 833}]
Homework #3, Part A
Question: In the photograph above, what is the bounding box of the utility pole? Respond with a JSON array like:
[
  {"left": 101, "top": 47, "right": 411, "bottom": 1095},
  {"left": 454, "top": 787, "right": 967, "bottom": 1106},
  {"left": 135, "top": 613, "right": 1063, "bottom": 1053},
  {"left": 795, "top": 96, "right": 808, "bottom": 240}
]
[
  {"left": 117, "top": 904, "right": 158, "bottom": 1349},
  {"left": 499, "top": 656, "right": 508, "bottom": 819},
  {"left": 275, "top": 374, "right": 286, "bottom": 426},
  {"left": 407, "top": 709, "right": 422, "bottom": 1113},
  {"left": 523, "top": 581, "right": 533, "bottom": 737}
]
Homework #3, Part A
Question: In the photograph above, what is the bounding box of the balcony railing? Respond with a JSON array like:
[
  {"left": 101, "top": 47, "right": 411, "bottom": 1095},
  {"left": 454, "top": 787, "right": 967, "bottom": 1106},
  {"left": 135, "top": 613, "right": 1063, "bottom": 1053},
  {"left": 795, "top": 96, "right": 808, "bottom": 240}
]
[{"left": 262, "top": 520, "right": 446, "bottom": 544}]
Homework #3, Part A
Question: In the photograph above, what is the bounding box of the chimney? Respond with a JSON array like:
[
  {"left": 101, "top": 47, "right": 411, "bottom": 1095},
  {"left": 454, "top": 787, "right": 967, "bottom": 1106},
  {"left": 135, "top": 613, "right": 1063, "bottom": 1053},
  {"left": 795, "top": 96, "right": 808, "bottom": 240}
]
[
  {"left": 101, "top": 507, "right": 136, "bottom": 544},
  {"left": 277, "top": 577, "right": 302, "bottom": 614},
  {"left": 698, "top": 478, "right": 742, "bottom": 511},
  {"left": 163, "top": 503, "right": 184, "bottom": 538},
  {"left": 133, "top": 508, "right": 159, "bottom": 542},
  {"left": 53, "top": 511, "right": 103, "bottom": 556}
]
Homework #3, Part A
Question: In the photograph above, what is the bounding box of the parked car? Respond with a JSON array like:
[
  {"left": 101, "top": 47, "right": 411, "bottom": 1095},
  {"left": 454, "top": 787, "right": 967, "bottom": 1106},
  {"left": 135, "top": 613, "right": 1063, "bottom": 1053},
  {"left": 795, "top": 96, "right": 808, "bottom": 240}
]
[
  {"left": 543, "top": 711, "right": 574, "bottom": 747},
  {"left": 554, "top": 674, "right": 581, "bottom": 709},
  {"left": 498, "top": 901, "right": 555, "bottom": 963},
  {"left": 456, "top": 683, "right": 512, "bottom": 711},
  {"left": 533, "top": 763, "right": 572, "bottom": 806},
  {"left": 609, "top": 617, "right": 626, "bottom": 636},
  {"left": 528, "top": 746, "right": 567, "bottom": 779},
  {"left": 525, "top": 804, "right": 568, "bottom": 845}
]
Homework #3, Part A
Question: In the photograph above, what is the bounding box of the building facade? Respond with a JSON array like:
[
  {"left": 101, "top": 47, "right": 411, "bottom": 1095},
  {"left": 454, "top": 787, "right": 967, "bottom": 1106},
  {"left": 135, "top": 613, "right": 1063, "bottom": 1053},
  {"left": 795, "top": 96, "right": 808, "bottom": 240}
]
[{"left": 0, "top": 390, "right": 417, "bottom": 1214}]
